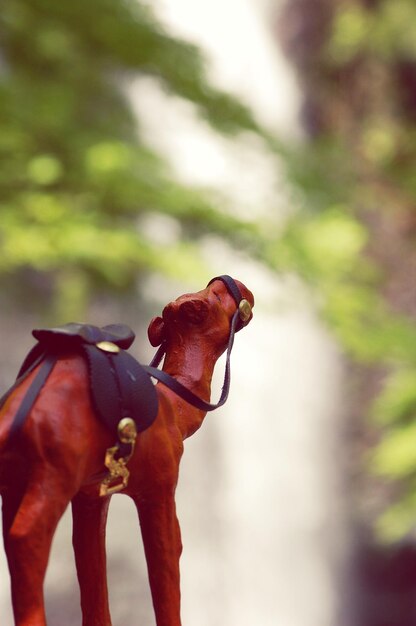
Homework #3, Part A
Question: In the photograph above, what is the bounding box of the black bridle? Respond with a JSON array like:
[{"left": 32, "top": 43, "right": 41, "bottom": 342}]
[{"left": 143, "top": 275, "right": 252, "bottom": 412}]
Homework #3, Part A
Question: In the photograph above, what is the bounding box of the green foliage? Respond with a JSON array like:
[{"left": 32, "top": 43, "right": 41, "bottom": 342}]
[
  {"left": 372, "top": 369, "right": 416, "bottom": 427},
  {"left": 375, "top": 488, "right": 416, "bottom": 542},
  {"left": 329, "top": 0, "right": 416, "bottom": 63},
  {"left": 281, "top": 185, "right": 416, "bottom": 542},
  {"left": 367, "top": 366, "right": 416, "bottom": 541},
  {"left": 371, "top": 420, "right": 416, "bottom": 479},
  {"left": 282, "top": 0, "right": 416, "bottom": 542},
  {"left": 0, "top": 0, "right": 267, "bottom": 317}
]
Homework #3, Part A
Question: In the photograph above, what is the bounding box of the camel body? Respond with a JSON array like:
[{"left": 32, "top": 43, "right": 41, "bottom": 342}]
[{"left": 0, "top": 277, "right": 254, "bottom": 626}]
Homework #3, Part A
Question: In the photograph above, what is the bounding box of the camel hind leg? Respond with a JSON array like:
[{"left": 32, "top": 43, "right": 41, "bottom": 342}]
[
  {"left": 2, "top": 464, "right": 73, "bottom": 626},
  {"left": 72, "top": 491, "right": 113, "bottom": 626}
]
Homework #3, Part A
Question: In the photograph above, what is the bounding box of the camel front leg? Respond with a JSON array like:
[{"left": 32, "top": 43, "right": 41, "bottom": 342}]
[
  {"left": 72, "top": 491, "right": 112, "bottom": 626},
  {"left": 133, "top": 491, "right": 183, "bottom": 626}
]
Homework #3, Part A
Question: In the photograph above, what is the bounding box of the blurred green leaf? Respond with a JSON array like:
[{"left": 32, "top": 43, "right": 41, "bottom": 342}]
[
  {"left": 376, "top": 488, "right": 416, "bottom": 542},
  {"left": 371, "top": 421, "right": 416, "bottom": 479},
  {"left": 372, "top": 369, "right": 416, "bottom": 426}
]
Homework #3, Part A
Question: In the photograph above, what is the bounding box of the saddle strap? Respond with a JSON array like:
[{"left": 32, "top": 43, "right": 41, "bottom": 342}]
[
  {"left": 82, "top": 345, "right": 158, "bottom": 434},
  {"left": 7, "top": 353, "right": 57, "bottom": 443},
  {"left": 112, "top": 350, "right": 158, "bottom": 431},
  {"left": 0, "top": 347, "right": 47, "bottom": 416}
]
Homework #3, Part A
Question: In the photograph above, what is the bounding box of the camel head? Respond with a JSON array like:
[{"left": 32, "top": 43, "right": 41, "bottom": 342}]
[{"left": 147, "top": 277, "right": 254, "bottom": 356}]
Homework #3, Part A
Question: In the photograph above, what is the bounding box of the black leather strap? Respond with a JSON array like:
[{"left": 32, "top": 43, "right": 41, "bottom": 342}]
[
  {"left": 82, "top": 345, "right": 121, "bottom": 432},
  {"left": 8, "top": 353, "right": 57, "bottom": 443},
  {"left": 207, "top": 274, "right": 242, "bottom": 307},
  {"left": 111, "top": 349, "right": 158, "bottom": 432},
  {"left": 148, "top": 342, "right": 167, "bottom": 368},
  {"left": 208, "top": 274, "right": 247, "bottom": 331},
  {"left": 0, "top": 348, "right": 46, "bottom": 415},
  {"left": 81, "top": 344, "right": 159, "bottom": 435}
]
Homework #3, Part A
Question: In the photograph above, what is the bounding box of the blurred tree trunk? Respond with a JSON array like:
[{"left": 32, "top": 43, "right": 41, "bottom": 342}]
[{"left": 277, "top": 1, "right": 416, "bottom": 624}]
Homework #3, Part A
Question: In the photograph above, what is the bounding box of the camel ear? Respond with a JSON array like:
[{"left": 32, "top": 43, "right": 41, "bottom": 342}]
[
  {"left": 148, "top": 316, "right": 165, "bottom": 347},
  {"left": 178, "top": 299, "right": 209, "bottom": 324}
]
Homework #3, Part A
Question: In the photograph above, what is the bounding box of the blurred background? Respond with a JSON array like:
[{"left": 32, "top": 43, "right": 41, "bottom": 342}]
[{"left": 0, "top": 0, "right": 416, "bottom": 624}]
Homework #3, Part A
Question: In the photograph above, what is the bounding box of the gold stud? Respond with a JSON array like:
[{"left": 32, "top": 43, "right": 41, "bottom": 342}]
[
  {"left": 238, "top": 299, "right": 252, "bottom": 323},
  {"left": 96, "top": 341, "right": 120, "bottom": 353},
  {"left": 118, "top": 417, "right": 137, "bottom": 444}
]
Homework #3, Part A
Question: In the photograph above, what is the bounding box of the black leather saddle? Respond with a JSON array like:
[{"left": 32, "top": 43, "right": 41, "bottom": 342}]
[{"left": 1, "top": 323, "right": 159, "bottom": 442}]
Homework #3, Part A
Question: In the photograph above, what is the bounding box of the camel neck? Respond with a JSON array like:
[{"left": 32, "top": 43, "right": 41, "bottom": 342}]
[{"left": 161, "top": 339, "right": 219, "bottom": 405}]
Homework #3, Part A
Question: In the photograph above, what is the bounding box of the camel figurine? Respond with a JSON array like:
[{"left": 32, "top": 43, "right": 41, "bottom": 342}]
[{"left": 0, "top": 275, "right": 254, "bottom": 626}]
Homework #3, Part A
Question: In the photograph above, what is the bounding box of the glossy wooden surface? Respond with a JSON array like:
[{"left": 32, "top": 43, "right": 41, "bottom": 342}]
[{"left": 0, "top": 278, "right": 254, "bottom": 626}]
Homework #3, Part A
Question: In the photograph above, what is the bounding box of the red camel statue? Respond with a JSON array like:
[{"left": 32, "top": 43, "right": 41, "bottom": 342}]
[{"left": 0, "top": 276, "right": 254, "bottom": 626}]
